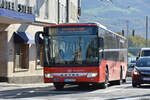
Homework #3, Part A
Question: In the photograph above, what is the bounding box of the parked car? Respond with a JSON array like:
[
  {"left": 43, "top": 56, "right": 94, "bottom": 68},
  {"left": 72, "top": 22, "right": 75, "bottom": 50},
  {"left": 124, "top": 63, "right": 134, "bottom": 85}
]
[{"left": 132, "top": 57, "right": 150, "bottom": 87}]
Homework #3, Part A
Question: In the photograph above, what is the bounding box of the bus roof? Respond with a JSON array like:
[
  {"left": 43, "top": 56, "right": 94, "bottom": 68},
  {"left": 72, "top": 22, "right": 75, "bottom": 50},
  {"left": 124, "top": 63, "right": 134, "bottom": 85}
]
[
  {"left": 104, "top": 28, "right": 126, "bottom": 40},
  {"left": 44, "top": 23, "right": 98, "bottom": 28}
]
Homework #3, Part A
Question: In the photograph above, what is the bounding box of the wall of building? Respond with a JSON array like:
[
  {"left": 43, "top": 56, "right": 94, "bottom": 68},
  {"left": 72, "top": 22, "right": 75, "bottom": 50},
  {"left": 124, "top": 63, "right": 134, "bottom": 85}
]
[
  {"left": 0, "top": 30, "right": 8, "bottom": 81},
  {"left": 34, "top": 0, "right": 58, "bottom": 24},
  {"left": 0, "top": 24, "right": 9, "bottom": 81},
  {"left": 6, "top": 24, "right": 43, "bottom": 83}
]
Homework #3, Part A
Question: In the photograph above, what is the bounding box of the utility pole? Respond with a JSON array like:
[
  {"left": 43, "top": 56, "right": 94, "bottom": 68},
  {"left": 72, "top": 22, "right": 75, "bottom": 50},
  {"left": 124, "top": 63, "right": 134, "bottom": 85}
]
[
  {"left": 122, "top": 29, "right": 124, "bottom": 36},
  {"left": 146, "top": 16, "right": 148, "bottom": 47},
  {"left": 132, "top": 29, "right": 135, "bottom": 37}
]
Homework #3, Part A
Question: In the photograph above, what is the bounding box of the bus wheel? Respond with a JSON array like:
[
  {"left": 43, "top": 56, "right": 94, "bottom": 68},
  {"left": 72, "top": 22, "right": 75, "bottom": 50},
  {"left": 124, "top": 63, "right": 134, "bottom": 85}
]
[
  {"left": 123, "top": 78, "right": 126, "bottom": 83},
  {"left": 54, "top": 83, "right": 64, "bottom": 90},
  {"left": 101, "top": 68, "right": 109, "bottom": 89}
]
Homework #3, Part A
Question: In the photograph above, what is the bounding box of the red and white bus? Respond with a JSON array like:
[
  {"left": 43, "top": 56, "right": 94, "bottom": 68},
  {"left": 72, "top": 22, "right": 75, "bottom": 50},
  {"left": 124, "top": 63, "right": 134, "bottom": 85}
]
[{"left": 41, "top": 23, "right": 128, "bottom": 90}]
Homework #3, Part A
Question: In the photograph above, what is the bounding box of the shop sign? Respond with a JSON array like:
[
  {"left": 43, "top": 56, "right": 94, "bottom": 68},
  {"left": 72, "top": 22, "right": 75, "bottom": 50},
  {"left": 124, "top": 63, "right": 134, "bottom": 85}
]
[{"left": 0, "top": 0, "right": 33, "bottom": 14}]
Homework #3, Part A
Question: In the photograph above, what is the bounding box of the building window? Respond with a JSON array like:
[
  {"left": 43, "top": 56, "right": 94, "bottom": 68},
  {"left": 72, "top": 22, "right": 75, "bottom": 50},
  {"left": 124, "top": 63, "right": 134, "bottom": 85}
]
[
  {"left": 14, "top": 0, "right": 18, "bottom": 11},
  {"left": 36, "top": 44, "right": 43, "bottom": 69},
  {"left": 34, "top": 0, "right": 39, "bottom": 16},
  {"left": 78, "top": 0, "right": 81, "bottom": 16},
  {"left": 59, "top": 3, "right": 66, "bottom": 23},
  {"left": 14, "top": 44, "right": 29, "bottom": 72},
  {"left": 44, "top": 0, "right": 49, "bottom": 19},
  {"left": 25, "top": 0, "right": 29, "bottom": 13},
  {"left": 70, "top": 2, "right": 77, "bottom": 21}
]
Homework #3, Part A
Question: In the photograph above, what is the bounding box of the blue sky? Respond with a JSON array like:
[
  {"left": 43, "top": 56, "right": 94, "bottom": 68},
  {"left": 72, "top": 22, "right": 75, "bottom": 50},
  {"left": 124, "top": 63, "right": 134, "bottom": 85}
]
[{"left": 79, "top": 0, "right": 150, "bottom": 38}]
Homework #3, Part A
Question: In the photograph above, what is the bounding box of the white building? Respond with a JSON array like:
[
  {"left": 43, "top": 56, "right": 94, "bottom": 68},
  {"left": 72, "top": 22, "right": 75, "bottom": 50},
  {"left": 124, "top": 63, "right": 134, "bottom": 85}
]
[{"left": 0, "top": 0, "right": 81, "bottom": 83}]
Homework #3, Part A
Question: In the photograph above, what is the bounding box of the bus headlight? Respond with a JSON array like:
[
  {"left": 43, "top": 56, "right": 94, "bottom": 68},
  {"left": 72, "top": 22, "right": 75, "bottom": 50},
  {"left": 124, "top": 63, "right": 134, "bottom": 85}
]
[
  {"left": 45, "top": 73, "right": 53, "bottom": 78},
  {"left": 87, "top": 73, "right": 98, "bottom": 78}
]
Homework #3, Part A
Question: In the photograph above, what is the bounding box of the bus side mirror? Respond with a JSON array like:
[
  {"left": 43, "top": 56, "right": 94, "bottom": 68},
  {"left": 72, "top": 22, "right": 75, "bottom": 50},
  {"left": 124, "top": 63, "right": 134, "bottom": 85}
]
[
  {"left": 99, "top": 37, "right": 104, "bottom": 48},
  {"left": 35, "top": 31, "right": 44, "bottom": 44}
]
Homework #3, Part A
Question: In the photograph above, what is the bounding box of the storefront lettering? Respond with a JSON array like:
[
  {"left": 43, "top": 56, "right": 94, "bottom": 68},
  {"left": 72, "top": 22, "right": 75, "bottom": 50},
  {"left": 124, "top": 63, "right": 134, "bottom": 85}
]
[{"left": 0, "top": 0, "right": 33, "bottom": 14}]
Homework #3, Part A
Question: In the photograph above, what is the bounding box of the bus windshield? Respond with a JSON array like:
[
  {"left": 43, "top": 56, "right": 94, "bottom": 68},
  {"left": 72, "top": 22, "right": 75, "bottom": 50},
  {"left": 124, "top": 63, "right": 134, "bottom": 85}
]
[{"left": 43, "top": 35, "right": 99, "bottom": 67}]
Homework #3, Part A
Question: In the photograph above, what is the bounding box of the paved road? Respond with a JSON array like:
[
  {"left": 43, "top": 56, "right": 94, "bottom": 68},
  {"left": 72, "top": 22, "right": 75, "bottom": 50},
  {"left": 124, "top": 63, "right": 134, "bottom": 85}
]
[{"left": 0, "top": 78, "right": 150, "bottom": 100}]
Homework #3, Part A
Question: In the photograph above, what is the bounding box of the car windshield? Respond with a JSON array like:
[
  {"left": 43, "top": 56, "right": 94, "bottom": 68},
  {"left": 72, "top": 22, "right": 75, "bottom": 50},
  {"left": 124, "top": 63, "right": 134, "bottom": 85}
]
[{"left": 136, "top": 58, "right": 150, "bottom": 67}]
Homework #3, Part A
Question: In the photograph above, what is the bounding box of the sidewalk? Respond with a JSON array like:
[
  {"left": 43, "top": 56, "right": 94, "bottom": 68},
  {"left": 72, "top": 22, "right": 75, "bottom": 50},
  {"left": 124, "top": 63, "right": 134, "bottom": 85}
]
[{"left": 0, "top": 82, "right": 53, "bottom": 91}]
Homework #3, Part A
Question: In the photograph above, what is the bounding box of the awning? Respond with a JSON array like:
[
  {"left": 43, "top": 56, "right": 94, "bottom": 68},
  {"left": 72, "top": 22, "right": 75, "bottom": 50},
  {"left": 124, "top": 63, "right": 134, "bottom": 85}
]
[
  {"left": 14, "top": 32, "right": 35, "bottom": 44},
  {"left": 0, "top": 8, "right": 35, "bottom": 24}
]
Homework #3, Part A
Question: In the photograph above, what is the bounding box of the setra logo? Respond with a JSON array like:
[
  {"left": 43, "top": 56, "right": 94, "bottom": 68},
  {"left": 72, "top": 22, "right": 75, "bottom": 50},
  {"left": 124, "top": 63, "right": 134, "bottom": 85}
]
[{"left": 67, "top": 69, "right": 72, "bottom": 73}]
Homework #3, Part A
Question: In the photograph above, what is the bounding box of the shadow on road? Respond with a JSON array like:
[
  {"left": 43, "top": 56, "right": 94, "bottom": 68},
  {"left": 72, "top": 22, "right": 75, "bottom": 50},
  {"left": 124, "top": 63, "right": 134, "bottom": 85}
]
[
  {"left": 0, "top": 78, "right": 136, "bottom": 99},
  {"left": 0, "top": 85, "right": 104, "bottom": 99}
]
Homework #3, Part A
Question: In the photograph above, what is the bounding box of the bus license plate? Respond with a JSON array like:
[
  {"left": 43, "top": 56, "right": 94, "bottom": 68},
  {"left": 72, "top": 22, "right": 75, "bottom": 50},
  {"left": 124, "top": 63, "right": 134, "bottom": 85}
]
[{"left": 64, "top": 79, "right": 76, "bottom": 82}]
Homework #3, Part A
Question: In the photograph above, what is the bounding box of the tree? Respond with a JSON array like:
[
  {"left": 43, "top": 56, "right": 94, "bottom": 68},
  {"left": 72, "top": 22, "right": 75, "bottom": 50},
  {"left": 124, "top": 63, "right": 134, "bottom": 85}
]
[
  {"left": 128, "top": 35, "right": 146, "bottom": 48},
  {"left": 116, "top": 32, "right": 147, "bottom": 48}
]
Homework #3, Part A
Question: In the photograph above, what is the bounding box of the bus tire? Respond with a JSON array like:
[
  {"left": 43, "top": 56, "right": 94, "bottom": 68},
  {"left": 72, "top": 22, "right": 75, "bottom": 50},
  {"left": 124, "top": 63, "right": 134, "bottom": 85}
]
[
  {"left": 101, "top": 67, "right": 109, "bottom": 89},
  {"left": 123, "top": 79, "right": 126, "bottom": 83},
  {"left": 54, "top": 83, "right": 64, "bottom": 90}
]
